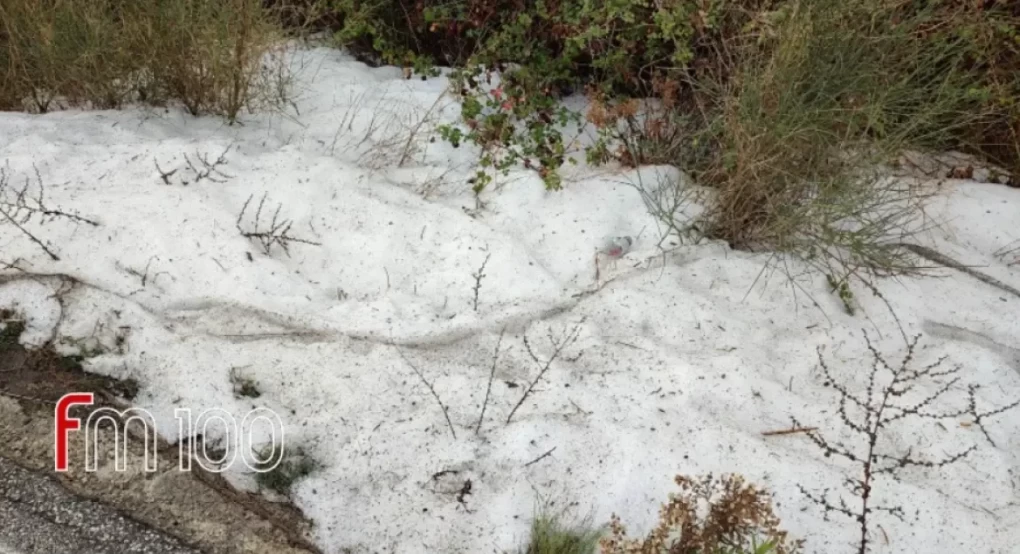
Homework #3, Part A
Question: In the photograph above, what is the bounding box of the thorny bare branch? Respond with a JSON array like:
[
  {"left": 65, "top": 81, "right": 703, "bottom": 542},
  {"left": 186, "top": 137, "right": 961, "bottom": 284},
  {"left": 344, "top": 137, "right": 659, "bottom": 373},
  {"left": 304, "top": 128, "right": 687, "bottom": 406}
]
[
  {"left": 993, "top": 239, "right": 1019, "bottom": 267},
  {"left": 0, "top": 258, "right": 27, "bottom": 272},
  {"left": 505, "top": 318, "right": 586, "bottom": 425},
  {"left": 236, "top": 193, "right": 321, "bottom": 256},
  {"left": 117, "top": 256, "right": 172, "bottom": 288},
  {"left": 154, "top": 159, "right": 178, "bottom": 185},
  {"left": 185, "top": 146, "right": 234, "bottom": 184},
  {"left": 155, "top": 145, "right": 234, "bottom": 186},
  {"left": 523, "top": 446, "right": 556, "bottom": 468},
  {"left": 0, "top": 163, "right": 99, "bottom": 261},
  {"left": 797, "top": 332, "right": 1018, "bottom": 554},
  {"left": 960, "top": 384, "right": 1020, "bottom": 448},
  {"left": 471, "top": 252, "right": 490, "bottom": 313},
  {"left": 475, "top": 328, "right": 504, "bottom": 434},
  {"left": 397, "top": 349, "right": 457, "bottom": 440}
]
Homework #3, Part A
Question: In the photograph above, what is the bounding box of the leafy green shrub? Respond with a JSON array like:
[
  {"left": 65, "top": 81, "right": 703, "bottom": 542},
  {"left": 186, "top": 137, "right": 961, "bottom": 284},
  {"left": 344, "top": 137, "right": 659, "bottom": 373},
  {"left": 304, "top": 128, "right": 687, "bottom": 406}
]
[
  {"left": 314, "top": 0, "right": 767, "bottom": 190},
  {"left": 311, "top": 0, "right": 1018, "bottom": 194},
  {"left": 433, "top": 1, "right": 770, "bottom": 191},
  {"left": 0, "top": 0, "right": 288, "bottom": 121}
]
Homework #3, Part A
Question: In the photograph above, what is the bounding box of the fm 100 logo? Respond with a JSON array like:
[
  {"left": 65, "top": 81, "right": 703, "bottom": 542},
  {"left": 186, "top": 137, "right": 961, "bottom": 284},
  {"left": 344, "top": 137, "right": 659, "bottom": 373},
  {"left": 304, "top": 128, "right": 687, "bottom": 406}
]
[{"left": 54, "top": 393, "right": 285, "bottom": 473}]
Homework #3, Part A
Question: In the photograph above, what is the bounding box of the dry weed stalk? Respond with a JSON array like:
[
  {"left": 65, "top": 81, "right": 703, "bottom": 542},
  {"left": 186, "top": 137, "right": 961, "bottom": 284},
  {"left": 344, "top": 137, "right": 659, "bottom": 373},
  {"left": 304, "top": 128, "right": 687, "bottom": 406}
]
[
  {"left": 470, "top": 252, "right": 490, "bottom": 312},
  {"left": 397, "top": 348, "right": 457, "bottom": 440},
  {"left": 505, "top": 319, "right": 586, "bottom": 425},
  {"left": 327, "top": 90, "right": 448, "bottom": 170},
  {"left": 994, "top": 239, "right": 1020, "bottom": 267},
  {"left": 155, "top": 145, "right": 235, "bottom": 186},
  {"left": 474, "top": 328, "right": 505, "bottom": 434},
  {"left": 236, "top": 193, "right": 320, "bottom": 255}
]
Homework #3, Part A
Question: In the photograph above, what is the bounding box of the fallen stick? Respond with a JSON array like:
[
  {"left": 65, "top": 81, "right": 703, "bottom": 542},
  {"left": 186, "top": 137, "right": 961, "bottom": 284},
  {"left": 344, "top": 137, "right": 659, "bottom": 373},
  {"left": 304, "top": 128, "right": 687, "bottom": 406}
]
[
  {"left": 761, "top": 426, "right": 817, "bottom": 437},
  {"left": 524, "top": 447, "right": 556, "bottom": 467}
]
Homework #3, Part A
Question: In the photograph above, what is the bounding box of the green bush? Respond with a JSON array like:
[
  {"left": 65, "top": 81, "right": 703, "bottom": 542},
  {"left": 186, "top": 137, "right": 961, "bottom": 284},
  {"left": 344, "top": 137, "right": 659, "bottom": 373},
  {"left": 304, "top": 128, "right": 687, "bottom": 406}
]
[
  {"left": 316, "top": 0, "right": 767, "bottom": 189},
  {"left": 314, "top": 0, "right": 1018, "bottom": 190},
  {"left": 311, "top": 0, "right": 1018, "bottom": 290}
]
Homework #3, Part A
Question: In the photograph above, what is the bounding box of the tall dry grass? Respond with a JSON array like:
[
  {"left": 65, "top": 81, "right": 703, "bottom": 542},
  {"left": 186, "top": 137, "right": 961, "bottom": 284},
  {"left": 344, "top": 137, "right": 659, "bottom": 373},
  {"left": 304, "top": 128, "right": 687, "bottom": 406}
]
[
  {"left": 632, "top": 0, "right": 994, "bottom": 286},
  {"left": 0, "top": 0, "right": 288, "bottom": 121}
]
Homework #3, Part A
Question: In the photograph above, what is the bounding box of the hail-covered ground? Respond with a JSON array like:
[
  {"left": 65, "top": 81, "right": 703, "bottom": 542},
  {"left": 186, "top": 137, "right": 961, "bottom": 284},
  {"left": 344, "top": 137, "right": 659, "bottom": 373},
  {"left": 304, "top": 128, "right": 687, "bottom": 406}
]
[{"left": 1, "top": 47, "right": 1018, "bottom": 554}]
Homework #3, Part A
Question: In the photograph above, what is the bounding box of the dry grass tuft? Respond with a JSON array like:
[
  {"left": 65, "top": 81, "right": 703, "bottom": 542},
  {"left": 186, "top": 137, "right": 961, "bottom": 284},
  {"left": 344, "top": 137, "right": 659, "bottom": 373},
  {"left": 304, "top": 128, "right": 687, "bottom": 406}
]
[{"left": 0, "top": 0, "right": 289, "bottom": 121}]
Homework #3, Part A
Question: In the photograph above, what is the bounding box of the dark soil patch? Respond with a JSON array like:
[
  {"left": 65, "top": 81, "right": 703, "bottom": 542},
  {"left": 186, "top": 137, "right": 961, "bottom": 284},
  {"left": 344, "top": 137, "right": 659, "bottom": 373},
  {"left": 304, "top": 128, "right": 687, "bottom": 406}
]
[
  {"left": 0, "top": 309, "right": 138, "bottom": 409},
  {"left": 0, "top": 307, "right": 322, "bottom": 554}
]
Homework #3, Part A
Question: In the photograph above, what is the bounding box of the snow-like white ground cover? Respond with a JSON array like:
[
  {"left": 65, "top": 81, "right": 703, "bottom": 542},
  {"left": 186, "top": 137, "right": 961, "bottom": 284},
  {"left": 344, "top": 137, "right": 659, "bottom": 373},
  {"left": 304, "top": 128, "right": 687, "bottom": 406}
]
[{"left": 1, "top": 47, "right": 1019, "bottom": 554}]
